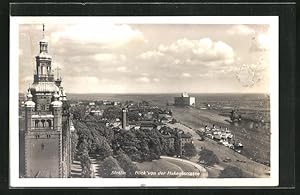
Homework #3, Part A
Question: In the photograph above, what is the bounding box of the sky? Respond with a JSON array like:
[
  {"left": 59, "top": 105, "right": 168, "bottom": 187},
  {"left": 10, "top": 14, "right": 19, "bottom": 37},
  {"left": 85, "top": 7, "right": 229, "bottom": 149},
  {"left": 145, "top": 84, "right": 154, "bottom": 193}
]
[{"left": 19, "top": 21, "right": 271, "bottom": 94}]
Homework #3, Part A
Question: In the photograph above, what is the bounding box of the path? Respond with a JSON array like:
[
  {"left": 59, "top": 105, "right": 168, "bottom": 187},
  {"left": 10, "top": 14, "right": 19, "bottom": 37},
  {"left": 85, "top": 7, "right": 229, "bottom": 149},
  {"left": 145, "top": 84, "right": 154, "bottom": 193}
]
[
  {"left": 70, "top": 160, "right": 82, "bottom": 178},
  {"left": 90, "top": 156, "right": 101, "bottom": 178},
  {"left": 161, "top": 156, "right": 208, "bottom": 178}
]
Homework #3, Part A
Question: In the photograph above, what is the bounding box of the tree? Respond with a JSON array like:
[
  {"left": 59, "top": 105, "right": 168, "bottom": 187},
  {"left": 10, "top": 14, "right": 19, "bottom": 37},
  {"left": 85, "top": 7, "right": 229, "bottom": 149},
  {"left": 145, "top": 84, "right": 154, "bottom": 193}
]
[
  {"left": 62, "top": 100, "right": 70, "bottom": 112},
  {"left": 115, "top": 150, "right": 139, "bottom": 178},
  {"left": 183, "top": 143, "right": 197, "bottom": 159},
  {"left": 99, "top": 156, "right": 125, "bottom": 178},
  {"left": 93, "top": 136, "right": 113, "bottom": 160},
  {"left": 170, "top": 118, "right": 177, "bottom": 124},
  {"left": 77, "top": 139, "right": 92, "bottom": 178},
  {"left": 103, "top": 106, "right": 122, "bottom": 121},
  {"left": 113, "top": 130, "right": 141, "bottom": 161},
  {"left": 198, "top": 149, "right": 219, "bottom": 166},
  {"left": 219, "top": 166, "right": 243, "bottom": 178},
  {"left": 128, "top": 110, "right": 140, "bottom": 121},
  {"left": 71, "top": 105, "right": 86, "bottom": 121}
]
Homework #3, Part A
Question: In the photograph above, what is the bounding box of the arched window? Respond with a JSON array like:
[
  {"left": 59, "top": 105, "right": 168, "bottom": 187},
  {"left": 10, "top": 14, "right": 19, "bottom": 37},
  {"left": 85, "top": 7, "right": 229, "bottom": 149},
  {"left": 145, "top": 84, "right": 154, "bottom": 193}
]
[
  {"left": 47, "top": 119, "right": 52, "bottom": 127},
  {"left": 44, "top": 120, "right": 49, "bottom": 127},
  {"left": 38, "top": 120, "right": 43, "bottom": 128},
  {"left": 41, "top": 119, "right": 45, "bottom": 127}
]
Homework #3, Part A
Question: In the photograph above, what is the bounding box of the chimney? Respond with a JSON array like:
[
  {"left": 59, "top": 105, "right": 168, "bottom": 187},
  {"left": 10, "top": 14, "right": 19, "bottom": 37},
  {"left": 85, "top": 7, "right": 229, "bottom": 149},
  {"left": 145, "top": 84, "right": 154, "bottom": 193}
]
[{"left": 122, "top": 108, "right": 127, "bottom": 129}]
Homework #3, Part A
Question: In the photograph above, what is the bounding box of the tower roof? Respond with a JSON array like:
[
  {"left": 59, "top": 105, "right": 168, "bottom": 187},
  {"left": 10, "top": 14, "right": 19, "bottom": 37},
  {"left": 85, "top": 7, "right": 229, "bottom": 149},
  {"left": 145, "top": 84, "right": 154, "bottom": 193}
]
[
  {"left": 51, "top": 92, "right": 62, "bottom": 107},
  {"left": 36, "top": 52, "right": 52, "bottom": 59},
  {"left": 51, "top": 100, "right": 63, "bottom": 107},
  {"left": 25, "top": 101, "right": 35, "bottom": 107}
]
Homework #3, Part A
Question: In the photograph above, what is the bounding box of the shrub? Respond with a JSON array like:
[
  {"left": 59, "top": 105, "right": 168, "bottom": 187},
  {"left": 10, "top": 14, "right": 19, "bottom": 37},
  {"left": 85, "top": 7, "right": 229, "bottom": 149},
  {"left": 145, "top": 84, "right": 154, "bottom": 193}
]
[
  {"left": 183, "top": 143, "right": 197, "bottom": 159},
  {"left": 115, "top": 151, "right": 139, "bottom": 178},
  {"left": 198, "top": 149, "right": 219, "bottom": 166},
  {"left": 99, "top": 156, "right": 125, "bottom": 178},
  {"left": 219, "top": 166, "right": 243, "bottom": 178}
]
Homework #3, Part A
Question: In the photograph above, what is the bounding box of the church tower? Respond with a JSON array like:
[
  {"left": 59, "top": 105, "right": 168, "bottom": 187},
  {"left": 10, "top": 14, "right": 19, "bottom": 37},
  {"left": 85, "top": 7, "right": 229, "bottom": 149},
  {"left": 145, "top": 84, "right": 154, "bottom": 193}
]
[{"left": 24, "top": 25, "right": 66, "bottom": 178}]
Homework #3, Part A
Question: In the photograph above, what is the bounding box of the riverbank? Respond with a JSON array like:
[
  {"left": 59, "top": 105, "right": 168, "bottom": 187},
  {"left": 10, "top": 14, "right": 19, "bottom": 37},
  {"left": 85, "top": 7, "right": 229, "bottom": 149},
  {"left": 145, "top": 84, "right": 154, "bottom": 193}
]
[
  {"left": 170, "top": 106, "right": 270, "bottom": 164},
  {"left": 166, "top": 122, "right": 270, "bottom": 178}
]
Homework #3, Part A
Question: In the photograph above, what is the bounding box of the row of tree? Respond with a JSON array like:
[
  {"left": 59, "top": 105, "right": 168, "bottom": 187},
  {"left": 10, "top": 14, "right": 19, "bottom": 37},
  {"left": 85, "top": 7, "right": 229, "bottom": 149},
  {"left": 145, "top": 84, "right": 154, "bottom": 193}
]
[{"left": 71, "top": 106, "right": 197, "bottom": 177}]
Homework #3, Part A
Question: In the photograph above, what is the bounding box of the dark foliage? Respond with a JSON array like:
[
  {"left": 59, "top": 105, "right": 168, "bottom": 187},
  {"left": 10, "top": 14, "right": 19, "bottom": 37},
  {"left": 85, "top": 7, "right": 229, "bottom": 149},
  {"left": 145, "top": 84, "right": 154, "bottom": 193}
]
[
  {"left": 219, "top": 166, "right": 243, "bottom": 178},
  {"left": 99, "top": 156, "right": 125, "bottom": 178},
  {"left": 183, "top": 142, "right": 197, "bottom": 159},
  {"left": 103, "top": 106, "right": 122, "bottom": 121},
  {"left": 198, "top": 149, "right": 219, "bottom": 166},
  {"left": 115, "top": 150, "right": 140, "bottom": 178}
]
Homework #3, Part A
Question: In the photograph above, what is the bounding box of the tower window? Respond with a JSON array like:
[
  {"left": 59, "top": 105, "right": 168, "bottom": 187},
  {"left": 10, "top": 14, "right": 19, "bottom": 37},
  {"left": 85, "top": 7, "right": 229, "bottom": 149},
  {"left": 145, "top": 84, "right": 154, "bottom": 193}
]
[{"left": 47, "top": 119, "right": 52, "bottom": 127}]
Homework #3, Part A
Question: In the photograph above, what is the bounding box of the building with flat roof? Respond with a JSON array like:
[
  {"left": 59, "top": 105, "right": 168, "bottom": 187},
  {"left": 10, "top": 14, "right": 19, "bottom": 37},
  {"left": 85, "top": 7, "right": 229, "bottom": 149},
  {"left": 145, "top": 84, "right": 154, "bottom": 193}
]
[{"left": 174, "top": 92, "right": 195, "bottom": 106}]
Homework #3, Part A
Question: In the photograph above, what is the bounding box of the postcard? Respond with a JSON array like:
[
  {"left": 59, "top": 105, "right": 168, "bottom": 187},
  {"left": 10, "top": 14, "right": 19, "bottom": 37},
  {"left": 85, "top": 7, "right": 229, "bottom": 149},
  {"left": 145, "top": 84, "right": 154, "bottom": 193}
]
[{"left": 10, "top": 16, "right": 278, "bottom": 187}]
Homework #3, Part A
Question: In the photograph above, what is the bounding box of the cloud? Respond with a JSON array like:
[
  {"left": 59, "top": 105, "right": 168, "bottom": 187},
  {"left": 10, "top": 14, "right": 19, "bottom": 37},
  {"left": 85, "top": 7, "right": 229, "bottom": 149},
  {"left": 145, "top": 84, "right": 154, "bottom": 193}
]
[
  {"left": 155, "top": 37, "right": 235, "bottom": 63},
  {"left": 250, "top": 31, "right": 271, "bottom": 52},
  {"left": 51, "top": 23, "right": 146, "bottom": 48},
  {"left": 153, "top": 78, "right": 160, "bottom": 82},
  {"left": 116, "top": 66, "right": 127, "bottom": 72},
  {"left": 136, "top": 37, "right": 236, "bottom": 78},
  {"left": 63, "top": 76, "right": 128, "bottom": 93},
  {"left": 19, "top": 23, "right": 270, "bottom": 93},
  {"left": 93, "top": 53, "right": 126, "bottom": 63},
  {"left": 137, "top": 77, "right": 150, "bottom": 83},
  {"left": 138, "top": 50, "right": 164, "bottom": 59},
  {"left": 227, "top": 25, "right": 271, "bottom": 52},
  {"left": 182, "top": 73, "right": 191, "bottom": 77},
  {"left": 227, "top": 25, "right": 255, "bottom": 35}
]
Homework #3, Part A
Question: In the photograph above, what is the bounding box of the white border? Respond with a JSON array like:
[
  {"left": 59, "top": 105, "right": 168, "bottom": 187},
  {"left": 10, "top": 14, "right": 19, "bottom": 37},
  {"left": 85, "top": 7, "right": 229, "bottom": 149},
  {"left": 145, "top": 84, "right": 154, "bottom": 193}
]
[{"left": 9, "top": 16, "right": 279, "bottom": 188}]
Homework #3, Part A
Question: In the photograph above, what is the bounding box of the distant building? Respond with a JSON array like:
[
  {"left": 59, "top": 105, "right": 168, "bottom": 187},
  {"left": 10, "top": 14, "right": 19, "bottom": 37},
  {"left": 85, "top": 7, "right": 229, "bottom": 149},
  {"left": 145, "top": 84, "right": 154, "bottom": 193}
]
[
  {"left": 103, "top": 100, "right": 113, "bottom": 105},
  {"left": 89, "top": 102, "right": 95, "bottom": 106},
  {"left": 158, "top": 113, "right": 172, "bottom": 123},
  {"left": 90, "top": 109, "right": 103, "bottom": 116},
  {"left": 140, "top": 121, "right": 157, "bottom": 130},
  {"left": 174, "top": 92, "right": 195, "bottom": 106},
  {"left": 163, "top": 135, "right": 175, "bottom": 149},
  {"left": 179, "top": 133, "right": 193, "bottom": 156}
]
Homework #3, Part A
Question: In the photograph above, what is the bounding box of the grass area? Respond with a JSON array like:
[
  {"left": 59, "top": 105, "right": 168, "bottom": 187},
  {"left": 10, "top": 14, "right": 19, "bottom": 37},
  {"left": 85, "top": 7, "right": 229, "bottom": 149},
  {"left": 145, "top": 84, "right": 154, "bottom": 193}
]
[
  {"left": 135, "top": 158, "right": 200, "bottom": 178},
  {"left": 135, "top": 159, "right": 182, "bottom": 178}
]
